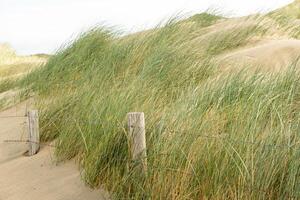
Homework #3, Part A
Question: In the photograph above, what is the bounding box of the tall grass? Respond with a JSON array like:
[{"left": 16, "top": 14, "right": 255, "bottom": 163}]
[
  {"left": 0, "top": 43, "right": 48, "bottom": 81},
  {"left": 21, "top": 15, "right": 300, "bottom": 199},
  {"left": 0, "top": 79, "right": 15, "bottom": 93},
  {"left": 268, "top": 0, "right": 300, "bottom": 39},
  {"left": 187, "top": 12, "right": 223, "bottom": 27},
  {"left": 0, "top": 43, "right": 48, "bottom": 110}
]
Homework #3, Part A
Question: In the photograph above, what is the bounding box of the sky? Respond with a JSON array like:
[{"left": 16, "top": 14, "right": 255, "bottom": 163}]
[{"left": 0, "top": 0, "right": 294, "bottom": 55}]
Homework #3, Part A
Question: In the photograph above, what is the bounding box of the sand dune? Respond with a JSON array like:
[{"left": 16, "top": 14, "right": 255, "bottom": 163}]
[
  {"left": 0, "top": 102, "right": 108, "bottom": 200},
  {"left": 219, "top": 39, "right": 300, "bottom": 72},
  {"left": 0, "top": 43, "right": 48, "bottom": 81},
  {"left": 1, "top": 2, "right": 300, "bottom": 199}
]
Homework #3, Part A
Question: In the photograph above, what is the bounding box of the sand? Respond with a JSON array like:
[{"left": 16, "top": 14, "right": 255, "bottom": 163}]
[
  {"left": 0, "top": 102, "right": 108, "bottom": 200},
  {"left": 218, "top": 39, "right": 300, "bottom": 72}
]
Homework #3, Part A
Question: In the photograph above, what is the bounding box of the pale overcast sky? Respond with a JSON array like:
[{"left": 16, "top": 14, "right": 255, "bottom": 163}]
[{"left": 0, "top": 0, "right": 293, "bottom": 55}]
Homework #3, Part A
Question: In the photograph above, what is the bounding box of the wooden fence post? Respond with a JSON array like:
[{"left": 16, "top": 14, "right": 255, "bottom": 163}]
[
  {"left": 27, "top": 110, "right": 40, "bottom": 156},
  {"left": 127, "top": 112, "right": 147, "bottom": 173}
]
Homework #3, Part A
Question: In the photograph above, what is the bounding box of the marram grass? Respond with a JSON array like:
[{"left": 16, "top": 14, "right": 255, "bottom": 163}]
[{"left": 21, "top": 15, "right": 300, "bottom": 199}]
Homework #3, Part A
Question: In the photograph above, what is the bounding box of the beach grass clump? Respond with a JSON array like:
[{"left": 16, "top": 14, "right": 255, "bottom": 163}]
[
  {"left": 188, "top": 12, "right": 222, "bottom": 27},
  {"left": 21, "top": 16, "right": 300, "bottom": 199},
  {"left": 0, "top": 79, "right": 15, "bottom": 93}
]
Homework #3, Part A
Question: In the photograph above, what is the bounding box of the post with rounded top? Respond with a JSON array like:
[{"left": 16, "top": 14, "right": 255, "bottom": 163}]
[
  {"left": 27, "top": 110, "right": 40, "bottom": 156},
  {"left": 127, "top": 112, "right": 147, "bottom": 173}
]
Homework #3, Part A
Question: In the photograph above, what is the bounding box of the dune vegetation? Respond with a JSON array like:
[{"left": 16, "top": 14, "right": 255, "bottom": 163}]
[
  {"left": 0, "top": 43, "right": 47, "bottom": 80},
  {"left": 268, "top": 0, "right": 300, "bottom": 39},
  {"left": 0, "top": 43, "right": 48, "bottom": 108},
  {"left": 5, "top": 1, "right": 299, "bottom": 199}
]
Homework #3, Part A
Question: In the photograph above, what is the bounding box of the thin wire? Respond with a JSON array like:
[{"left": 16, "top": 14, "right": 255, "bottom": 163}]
[
  {"left": 37, "top": 115, "right": 299, "bottom": 151},
  {"left": 196, "top": 134, "right": 300, "bottom": 150},
  {"left": 38, "top": 116, "right": 300, "bottom": 150},
  {"left": 3, "top": 139, "right": 57, "bottom": 148},
  {"left": 0, "top": 116, "right": 27, "bottom": 118},
  {"left": 168, "top": 129, "right": 300, "bottom": 150},
  {"left": 2, "top": 113, "right": 296, "bottom": 151}
]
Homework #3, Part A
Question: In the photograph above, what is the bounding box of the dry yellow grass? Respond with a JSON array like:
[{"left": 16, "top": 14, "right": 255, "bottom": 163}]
[
  {"left": 0, "top": 43, "right": 48, "bottom": 80},
  {"left": 271, "top": 0, "right": 300, "bottom": 20},
  {"left": 0, "top": 43, "right": 48, "bottom": 109}
]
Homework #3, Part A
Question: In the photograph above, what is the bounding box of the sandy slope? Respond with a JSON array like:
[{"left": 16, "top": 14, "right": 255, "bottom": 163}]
[
  {"left": 0, "top": 43, "right": 48, "bottom": 81},
  {"left": 0, "top": 102, "right": 108, "bottom": 200},
  {"left": 219, "top": 39, "right": 300, "bottom": 72}
]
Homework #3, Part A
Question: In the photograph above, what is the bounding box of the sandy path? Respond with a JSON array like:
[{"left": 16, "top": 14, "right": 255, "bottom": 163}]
[{"left": 0, "top": 102, "right": 108, "bottom": 200}]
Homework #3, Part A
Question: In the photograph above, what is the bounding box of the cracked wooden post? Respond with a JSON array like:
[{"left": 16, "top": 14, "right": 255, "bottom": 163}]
[
  {"left": 127, "top": 112, "right": 147, "bottom": 173},
  {"left": 27, "top": 110, "right": 40, "bottom": 156}
]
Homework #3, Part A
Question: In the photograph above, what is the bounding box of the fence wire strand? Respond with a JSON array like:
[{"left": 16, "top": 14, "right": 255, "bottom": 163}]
[
  {"left": 195, "top": 133, "right": 300, "bottom": 150},
  {"left": 0, "top": 115, "right": 27, "bottom": 118},
  {"left": 2, "top": 112, "right": 299, "bottom": 151},
  {"left": 2, "top": 139, "right": 57, "bottom": 148}
]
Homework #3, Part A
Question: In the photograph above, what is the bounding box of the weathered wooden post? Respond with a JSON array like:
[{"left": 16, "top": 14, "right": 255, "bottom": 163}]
[
  {"left": 27, "top": 110, "right": 40, "bottom": 156},
  {"left": 127, "top": 112, "right": 147, "bottom": 173}
]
